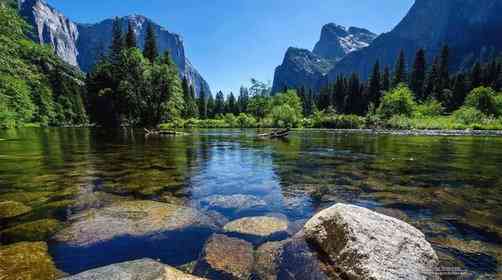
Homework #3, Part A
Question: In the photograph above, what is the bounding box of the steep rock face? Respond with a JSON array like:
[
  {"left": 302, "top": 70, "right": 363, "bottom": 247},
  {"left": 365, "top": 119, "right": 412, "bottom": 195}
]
[
  {"left": 271, "top": 48, "right": 335, "bottom": 93},
  {"left": 328, "top": 0, "right": 502, "bottom": 80},
  {"left": 272, "top": 23, "right": 374, "bottom": 94},
  {"left": 19, "top": 0, "right": 80, "bottom": 66},
  {"left": 313, "top": 24, "right": 376, "bottom": 61},
  {"left": 19, "top": 0, "right": 211, "bottom": 96}
]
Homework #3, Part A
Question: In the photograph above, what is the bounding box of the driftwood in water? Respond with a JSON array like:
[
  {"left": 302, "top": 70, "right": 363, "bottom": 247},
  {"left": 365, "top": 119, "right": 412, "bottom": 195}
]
[
  {"left": 144, "top": 128, "right": 187, "bottom": 137},
  {"left": 257, "top": 128, "right": 290, "bottom": 139}
]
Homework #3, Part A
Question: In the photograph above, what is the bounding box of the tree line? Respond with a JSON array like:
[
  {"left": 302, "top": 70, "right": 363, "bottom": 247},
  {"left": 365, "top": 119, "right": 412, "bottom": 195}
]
[{"left": 295, "top": 46, "right": 502, "bottom": 117}]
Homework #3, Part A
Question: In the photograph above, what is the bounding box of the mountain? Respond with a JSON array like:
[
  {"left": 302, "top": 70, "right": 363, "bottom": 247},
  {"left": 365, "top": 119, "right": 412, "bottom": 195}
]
[
  {"left": 313, "top": 24, "right": 375, "bottom": 61},
  {"left": 272, "top": 23, "right": 376, "bottom": 93},
  {"left": 18, "top": 0, "right": 211, "bottom": 96},
  {"left": 327, "top": 0, "right": 502, "bottom": 81}
]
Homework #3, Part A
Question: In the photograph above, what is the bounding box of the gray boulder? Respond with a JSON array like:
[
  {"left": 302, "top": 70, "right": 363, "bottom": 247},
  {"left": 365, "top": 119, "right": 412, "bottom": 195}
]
[
  {"left": 198, "top": 194, "right": 267, "bottom": 216},
  {"left": 61, "top": 258, "right": 206, "bottom": 280},
  {"left": 304, "top": 203, "right": 440, "bottom": 280}
]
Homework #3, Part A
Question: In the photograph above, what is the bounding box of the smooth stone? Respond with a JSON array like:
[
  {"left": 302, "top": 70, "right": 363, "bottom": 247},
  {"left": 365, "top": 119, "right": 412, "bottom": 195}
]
[
  {"left": 60, "top": 258, "right": 206, "bottom": 280},
  {"left": 0, "top": 201, "right": 31, "bottom": 219},
  {"left": 51, "top": 200, "right": 219, "bottom": 274},
  {"left": 0, "top": 218, "right": 63, "bottom": 243},
  {"left": 0, "top": 242, "right": 59, "bottom": 280},
  {"left": 194, "top": 234, "right": 254, "bottom": 280},
  {"left": 223, "top": 216, "right": 288, "bottom": 245},
  {"left": 304, "top": 203, "right": 440, "bottom": 280},
  {"left": 198, "top": 194, "right": 267, "bottom": 216}
]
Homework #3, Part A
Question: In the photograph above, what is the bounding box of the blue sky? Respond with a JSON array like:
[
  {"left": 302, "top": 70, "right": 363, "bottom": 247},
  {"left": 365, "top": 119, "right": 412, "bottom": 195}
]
[{"left": 47, "top": 0, "right": 414, "bottom": 95}]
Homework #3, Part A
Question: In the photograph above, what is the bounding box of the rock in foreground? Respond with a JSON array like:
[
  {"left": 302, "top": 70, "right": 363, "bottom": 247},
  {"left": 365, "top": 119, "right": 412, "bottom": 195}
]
[
  {"left": 0, "top": 242, "right": 59, "bottom": 280},
  {"left": 223, "top": 216, "right": 288, "bottom": 245},
  {"left": 304, "top": 203, "right": 440, "bottom": 280},
  {"left": 194, "top": 234, "right": 254, "bottom": 280},
  {"left": 51, "top": 200, "right": 219, "bottom": 273},
  {"left": 198, "top": 194, "right": 267, "bottom": 216},
  {"left": 0, "top": 201, "right": 31, "bottom": 219},
  {"left": 61, "top": 258, "right": 206, "bottom": 280}
]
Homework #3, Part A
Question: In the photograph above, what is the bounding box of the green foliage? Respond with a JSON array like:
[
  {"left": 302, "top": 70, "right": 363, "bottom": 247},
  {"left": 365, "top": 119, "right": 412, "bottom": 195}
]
[
  {"left": 236, "top": 113, "right": 257, "bottom": 128},
  {"left": 311, "top": 111, "right": 365, "bottom": 129},
  {"left": 270, "top": 90, "right": 303, "bottom": 128},
  {"left": 464, "top": 87, "right": 499, "bottom": 116},
  {"left": 143, "top": 22, "right": 158, "bottom": 63},
  {"left": 452, "top": 107, "right": 488, "bottom": 125},
  {"left": 414, "top": 99, "right": 443, "bottom": 117},
  {"left": 377, "top": 85, "right": 417, "bottom": 119},
  {"left": 0, "top": 5, "right": 87, "bottom": 128}
]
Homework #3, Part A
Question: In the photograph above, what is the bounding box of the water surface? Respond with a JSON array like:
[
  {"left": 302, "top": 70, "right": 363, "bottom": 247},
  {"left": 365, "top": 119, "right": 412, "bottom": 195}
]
[{"left": 0, "top": 128, "right": 501, "bottom": 278}]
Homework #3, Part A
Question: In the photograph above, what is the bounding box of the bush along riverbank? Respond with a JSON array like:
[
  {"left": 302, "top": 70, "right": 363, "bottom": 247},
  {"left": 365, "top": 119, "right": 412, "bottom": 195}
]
[{"left": 159, "top": 85, "right": 502, "bottom": 131}]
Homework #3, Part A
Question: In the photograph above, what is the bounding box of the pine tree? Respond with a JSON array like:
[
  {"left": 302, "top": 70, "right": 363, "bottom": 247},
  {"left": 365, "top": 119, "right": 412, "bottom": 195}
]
[
  {"left": 410, "top": 48, "right": 426, "bottom": 101},
  {"left": 189, "top": 85, "right": 199, "bottom": 118},
  {"left": 368, "top": 60, "right": 381, "bottom": 107},
  {"left": 439, "top": 45, "right": 450, "bottom": 90},
  {"left": 452, "top": 74, "right": 468, "bottom": 110},
  {"left": 227, "top": 92, "right": 237, "bottom": 114},
  {"left": 382, "top": 66, "right": 391, "bottom": 92},
  {"left": 215, "top": 91, "right": 225, "bottom": 115},
  {"left": 110, "top": 17, "right": 124, "bottom": 63},
  {"left": 306, "top": 89, "right": 316, "bottom": 116},
  {"left": 393, "top": 50, "right": 407, "bottom": 87},
  {"left": 206, "top": 92, "right": 215, "bottom": 118},
  {"left": 238, "top": 86, "right": 249, "bottom": 113},
  {"left": 198, "top": 88, "right": 207, "bottom": 119},
  {"left": 181, "top": 78, "right": 198, "bottom": 118},
  {"left": 125, "top": 21, "right": 137, "bottom": 49},
  {"left": 471, "top": 62, "right": 482, "bottom": 88},
  {"left": 143, "top": 21, "right": 158, "bottom": 63},
  {"left": 425, "top": 58, "right": 440, "bottom": 100}
]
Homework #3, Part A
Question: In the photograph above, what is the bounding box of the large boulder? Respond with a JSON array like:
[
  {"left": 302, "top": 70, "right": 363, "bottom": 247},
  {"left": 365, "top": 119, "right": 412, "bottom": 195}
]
[
  {"left": 0, "top": 242, "right": 60, "bottom": 280},
  {"left": 60, "top": 258, "right": 206, "bottom": 280},
  {"left": 223, "top": 216, "right": 288, "bottom": 245},
  {"left": 304, "top": 203, "right": 440, "bottom": 280},
  {"left": 51, "top": 200, "right": 219, "bottom": 274},
  {"left": 194, "top": 234, "right": 254, "bottom": 280}
]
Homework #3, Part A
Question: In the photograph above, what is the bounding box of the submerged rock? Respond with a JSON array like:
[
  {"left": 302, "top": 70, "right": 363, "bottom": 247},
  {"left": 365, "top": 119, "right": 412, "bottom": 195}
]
[
  {"left": 198, "top": 194, "right": 267, "bottom": 216},
  {"left": 304, "top": 203, "right": 440, "bottom": 280},
  {"left": 194, "top": 234, "right": 254, "bottom": 280},
  {"left": 254, "top": 241, "right": 286, "bottom": 280},
  {"left": 51, "top": 200, "right": 219, "bottom": 274},
  {"left": 223, "top": 216, "right": 288, "bottom": 245},
  {"left": 0, "top": 242, "right": 59, "bottom": 280},
  {"left": 0, "top": 218, "right": 63, "bottom": 243},
  {"left": 60, "top": 258, "right": 206, "bottom": 280},
  {"left": 0, "top": 201, "right": 31, "bottom": 219}
]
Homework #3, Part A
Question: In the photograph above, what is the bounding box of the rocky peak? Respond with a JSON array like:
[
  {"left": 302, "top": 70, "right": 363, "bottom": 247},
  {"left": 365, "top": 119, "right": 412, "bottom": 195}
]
[{"left": 313, "top": 23, "right": 376, "bottom": 61}]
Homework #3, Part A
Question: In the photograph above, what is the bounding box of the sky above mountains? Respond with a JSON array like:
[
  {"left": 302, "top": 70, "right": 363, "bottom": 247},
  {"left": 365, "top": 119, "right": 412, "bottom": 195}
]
[{"left": 47, "top": 0, "right": 414, "bottom": 95}]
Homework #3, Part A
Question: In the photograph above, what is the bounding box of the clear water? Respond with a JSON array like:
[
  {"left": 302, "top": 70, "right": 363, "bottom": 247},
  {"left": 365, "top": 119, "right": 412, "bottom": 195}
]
[{"left": 0, "top": 128, "right": 501, "bottom": 278}]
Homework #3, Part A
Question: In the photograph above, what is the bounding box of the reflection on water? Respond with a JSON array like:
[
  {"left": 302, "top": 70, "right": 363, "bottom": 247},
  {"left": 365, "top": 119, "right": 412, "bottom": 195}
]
[{"left": 0, "top": 128, "right": 501, "bottom": 278}]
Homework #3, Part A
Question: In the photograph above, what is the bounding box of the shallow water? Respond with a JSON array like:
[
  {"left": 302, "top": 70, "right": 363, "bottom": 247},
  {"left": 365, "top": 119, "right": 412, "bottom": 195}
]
[{"left": 0, "top": 128, "right": 501, "bottom": 278}]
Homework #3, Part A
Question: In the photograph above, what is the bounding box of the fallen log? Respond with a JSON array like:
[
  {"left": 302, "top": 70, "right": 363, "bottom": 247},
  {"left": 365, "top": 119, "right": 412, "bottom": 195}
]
[{"left": 257, "top": 128, "right": 290, "bottom": 139}]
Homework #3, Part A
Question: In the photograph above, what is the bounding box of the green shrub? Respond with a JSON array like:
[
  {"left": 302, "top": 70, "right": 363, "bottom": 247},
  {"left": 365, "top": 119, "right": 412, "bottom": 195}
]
[
  {"left": 452, "top": 107, "right": 487, "bottom": 125},
  {"left": 312, "top": 113, "right": 365, "bottom": 129},
  {"left": 271, "top": 104, "right": 302, "bottom": 128},
  {"left": 414, "top": 99, "right": 443, "bottom": 117},
  {"left": 464, "top": 87, "right": 498, "bottom": 116},
  {"left": 377, "top": 85, "right": 417, "bottom": 119},
  {"left": 236, "top": 113, "right": 257, "bottom": 128}
]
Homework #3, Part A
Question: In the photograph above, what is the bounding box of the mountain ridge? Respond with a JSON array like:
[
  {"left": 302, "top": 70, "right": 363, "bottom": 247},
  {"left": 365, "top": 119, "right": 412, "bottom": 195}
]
[{"left": 18, "top": 0, "right": 211, "bottom": 96}]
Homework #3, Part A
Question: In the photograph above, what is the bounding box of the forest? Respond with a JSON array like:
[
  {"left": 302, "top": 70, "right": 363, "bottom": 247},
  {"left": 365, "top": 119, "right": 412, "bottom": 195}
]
[{"left": 2, "top": 1, "right": 502, "bottom": 130}]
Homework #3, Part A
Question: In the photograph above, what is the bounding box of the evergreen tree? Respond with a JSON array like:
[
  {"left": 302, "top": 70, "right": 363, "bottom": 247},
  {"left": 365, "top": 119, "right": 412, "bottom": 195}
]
[
  {"left": 215, "top": 91, "right": 225, "bottom": 115},
  {"left": 393, "top": 50, "right": 407, "bottom": 87},
  {"left": 227, "top": 92, "right": 237, "bottom": 114},
  {"left": 125, "top": 21, "right": 137, "bottom": 49},
  {"left": 110, "top": 17, "right": 124, "bottom": 63},
  {"left": 471, "top": 62, "right": 482, "bottom": 88},
  {"left": 181, "top": 78, "right": 198, "bottom": 118},
  {"left": 207, "top": 92, "right": 215, "bottom": 118},
  {"left": 143, "top": 21, "right": 158, "bottom": 63},
  {"left": 451, "top": 74, "right": 468, "bottom": 110},
  {"left": 439, "top": 45, "right": 450, "bottom": 90},
  {"left": 425, "top": 58, "right": 440, "bottom": 100},
  {"left": 198, "top": 88, "right": 207, "bottom": 119},
  {"left": 318, "top": 86, "right": 331, "bottom": 111},
  {"left": 306, "top": 89, "right": 316, "bottom": 116},
  {"left": 237, "top": 86, "right": 249, "bottom": 113},
  {"left": 382, "top": 66, "right": 391, "bottom": 92},
  {"left": 368, "top": 60, "right": 381, "bottom": 107},
  {"left": 410, "top": 48, "right": 426, "bottom": 101},
  {"left": 334, "top": 75, "right": 346, "bottom": 113}
]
